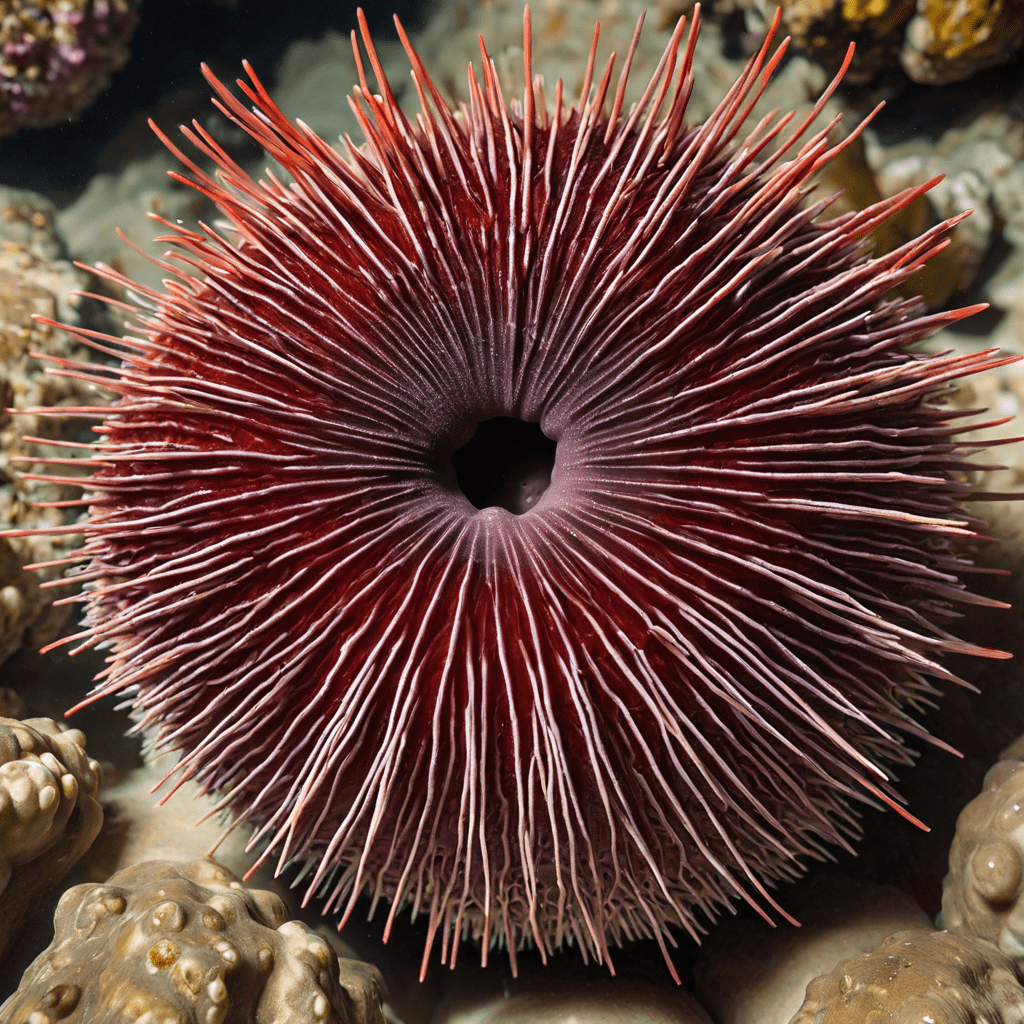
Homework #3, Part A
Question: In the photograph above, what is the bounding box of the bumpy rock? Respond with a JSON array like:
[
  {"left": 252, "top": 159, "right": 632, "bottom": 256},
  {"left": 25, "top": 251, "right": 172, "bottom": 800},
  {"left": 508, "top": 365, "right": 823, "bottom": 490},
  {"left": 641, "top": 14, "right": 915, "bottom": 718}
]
[
  {"left": 0, "top": 716, "right": 102, "bottom": 963},
  {"left": 0, "top": 858, "right": 386, "bottom": 1024},
  {"left": 900, "top": 0, "right": 1024, "bottom": 83},
  {"left": 0, "top": 0, "right": 139, "bottom": 136},
  {"left": 941, "top": 759, "right": 1024, "bottom": 960},
  {"left": 0, "top": 185, "right": 113, "bottom": 664},
  {"left": 791, "top": 929, "right": 1024, "bottom": 1022}
]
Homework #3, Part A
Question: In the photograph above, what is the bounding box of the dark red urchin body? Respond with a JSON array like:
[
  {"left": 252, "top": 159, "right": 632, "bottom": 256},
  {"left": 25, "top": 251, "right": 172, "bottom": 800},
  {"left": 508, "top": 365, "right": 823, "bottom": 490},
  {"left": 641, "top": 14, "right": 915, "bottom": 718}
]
[{"left": 9, "top": 5, "right": 1016, "bottom": 977}]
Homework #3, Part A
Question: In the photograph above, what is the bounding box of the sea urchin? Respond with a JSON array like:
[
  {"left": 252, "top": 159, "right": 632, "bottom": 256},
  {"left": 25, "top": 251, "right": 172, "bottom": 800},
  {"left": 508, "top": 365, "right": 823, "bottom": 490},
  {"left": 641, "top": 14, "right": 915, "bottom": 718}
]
[{"left": 9, "top": 4, "right": 1015, "bottom": 978}]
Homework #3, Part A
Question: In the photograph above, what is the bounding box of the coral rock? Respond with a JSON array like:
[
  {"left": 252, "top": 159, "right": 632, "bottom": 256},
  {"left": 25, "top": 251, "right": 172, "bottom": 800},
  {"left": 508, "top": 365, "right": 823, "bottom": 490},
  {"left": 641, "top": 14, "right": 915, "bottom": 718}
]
[
  {"left": 0, "top": 0, "right": 139, "bottom": 136},
  {"left": 899, "top": 0, "right": 1024, "bottom": 83},
  {"left": 791, "top": 929, "right": 1024, "bottom": 1023},
  {"left": 0, "top": 858, "right": 386, "bottom": 1024},
  {"left": 0, "top": 716, "right": 102, "bottom": 963},
  {"left": 941, "top": 759, "right": 1024, "bottom": 960}
]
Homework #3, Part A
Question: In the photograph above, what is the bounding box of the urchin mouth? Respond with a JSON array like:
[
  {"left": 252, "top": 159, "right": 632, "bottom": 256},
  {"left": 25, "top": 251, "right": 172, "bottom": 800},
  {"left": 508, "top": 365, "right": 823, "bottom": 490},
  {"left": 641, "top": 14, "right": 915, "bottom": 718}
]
[{"left": 443, "top": 415, "right": 559, "bottom": 515}]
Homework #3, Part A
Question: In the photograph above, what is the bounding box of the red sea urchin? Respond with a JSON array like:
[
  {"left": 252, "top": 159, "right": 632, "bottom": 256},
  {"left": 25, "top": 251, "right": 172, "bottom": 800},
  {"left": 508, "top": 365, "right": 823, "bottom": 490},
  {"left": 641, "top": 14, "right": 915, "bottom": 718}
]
[{"left": 9, "top": 5, "right": 1017, "bottom": 977}]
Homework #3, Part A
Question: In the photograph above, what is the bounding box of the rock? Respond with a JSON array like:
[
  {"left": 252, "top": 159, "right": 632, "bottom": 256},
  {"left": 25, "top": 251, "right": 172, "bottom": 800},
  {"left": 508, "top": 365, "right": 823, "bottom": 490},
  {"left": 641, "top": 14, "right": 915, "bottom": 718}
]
[
  {"left": 791, "top": 929, "right": 1024, "bottom": 1022},
  {"left": 0, "top": 717, "right": 102, "bottom": 964},
  {"left": 0, "top": 690, "right": 26, "bottom": 720},
  {"left": 987, "top": 245, "right": 1024, "bottom": 341},
  {"left": 0, "top": 858, "right": 386, "bottom": 1024},
  {"left": 0, "top": 0, "right": 140, "bottom": 137},
  {"left": 55, "top": 150, "right": 214, "bottom": 295},
  {"left": 74, "top": 750, "right": 272, "bottom": 882},
  {"left": 57, "top": 749, "right": 428, "bottom": 1024},
  {"left": 899, "top": 0, "right": 1024, "bottom": 83},
  {"left": 874, "top": 149, "right": 995, "bottom": 306},
  {"left": 0, "top": 185, "right": 115, "bottom": 666},
  {"left": 779, "top": 0, "right": 1024, "bottom": 82},
  {"left": 921, "top": 318, "right": 1024, "bottom": 564},
  {"left": 941, "top": 759, "right": 1024, "bottom": 960},
  {"left": 693, "top": 875, "right": 930, "bottom": 1024},
  {"left": 779, "top": 0, "right": 914, "bottom": 84}
]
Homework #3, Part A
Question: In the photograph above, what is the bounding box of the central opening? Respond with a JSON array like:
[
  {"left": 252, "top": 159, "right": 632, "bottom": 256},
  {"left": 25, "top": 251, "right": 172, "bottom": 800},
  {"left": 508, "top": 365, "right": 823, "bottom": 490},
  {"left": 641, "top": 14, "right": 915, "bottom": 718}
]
[{"left": 451, "top": 417, "right": 557, "bottom": 515}]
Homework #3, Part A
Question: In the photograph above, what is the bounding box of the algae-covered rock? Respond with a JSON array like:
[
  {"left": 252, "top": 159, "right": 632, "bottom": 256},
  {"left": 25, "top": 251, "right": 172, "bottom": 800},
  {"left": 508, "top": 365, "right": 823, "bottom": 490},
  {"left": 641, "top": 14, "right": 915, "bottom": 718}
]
[
  {"left": 780, "top": 0, "right": 916, "bottom": 82},
  {"left": 900, "top": 0, "right": 1024, "bottom": 83}
]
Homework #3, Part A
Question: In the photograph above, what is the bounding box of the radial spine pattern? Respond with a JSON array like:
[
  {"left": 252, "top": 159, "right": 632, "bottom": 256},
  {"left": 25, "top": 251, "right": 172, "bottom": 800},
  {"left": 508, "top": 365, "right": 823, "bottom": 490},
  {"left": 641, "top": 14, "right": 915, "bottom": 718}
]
[{"left": 11, "top": 5, "right": 1014, "bottom": 977}]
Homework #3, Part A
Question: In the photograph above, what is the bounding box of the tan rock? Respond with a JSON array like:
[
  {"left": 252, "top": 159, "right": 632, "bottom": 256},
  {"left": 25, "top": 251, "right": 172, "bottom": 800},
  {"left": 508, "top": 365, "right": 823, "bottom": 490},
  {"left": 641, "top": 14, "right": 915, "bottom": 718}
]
[
  {"left": 0, "top": 858, "right": 386, "bottom": 1024},
  {"left": 0, "top": 717, "right": 102, "bottom": 964},
  {"left": 791, "top": 929, "right": 1024, "bottom": 1022},
  {"left": 941, "top": 759, "right": 1024, "bottom": 960}
]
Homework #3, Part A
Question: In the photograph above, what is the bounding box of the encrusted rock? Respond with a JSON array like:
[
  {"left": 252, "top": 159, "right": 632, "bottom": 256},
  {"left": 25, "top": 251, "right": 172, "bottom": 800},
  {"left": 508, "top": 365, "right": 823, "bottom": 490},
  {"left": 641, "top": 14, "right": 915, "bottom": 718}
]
[
  {"left": 0, "top": 0, "right": 140, "bottom": 137},
  {"left": 779, "top": 0, "right": 915, "bottom": 83},
  {"left": 0, "top": 858, "right": 386, "bottom": 1024},
  {"left": 780, "top": 0, "right": 1024, "bottom": 82},
  {"left": 941, "top": 759, "right": 1024, "bottom": 959},
  {"left": 0, "top": 185, "right": 114, "bottom": 665},
  {"left": 0, "top": 716, "right": 102, "bottom": 963},
  {"left": 791, "top": 929, "right": 1024, "bottom": 1022},
  {"left": 900, "top": 0, "right": 1024, "bottom": 83}
]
